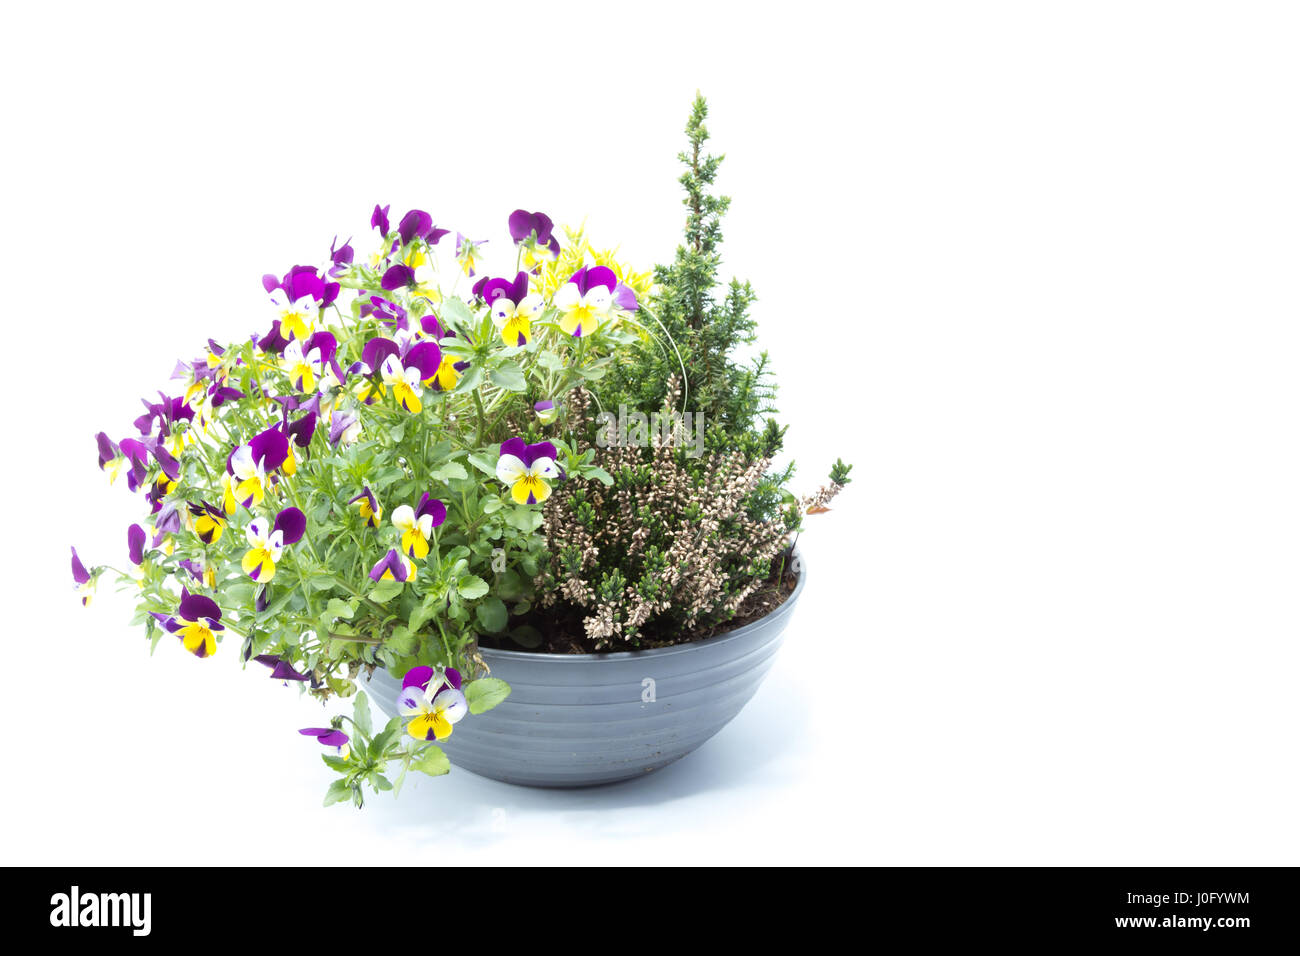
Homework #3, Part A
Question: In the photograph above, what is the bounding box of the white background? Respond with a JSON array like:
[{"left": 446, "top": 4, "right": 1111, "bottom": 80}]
[{"left": 3, "top": 1, "right": 1298, "bottom": 865}]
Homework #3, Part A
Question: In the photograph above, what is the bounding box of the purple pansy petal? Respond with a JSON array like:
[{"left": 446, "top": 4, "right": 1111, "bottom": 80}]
[
  {"left": 403, "top": 341, "right": 442, "bottom": 381},
  {"left": 415, "top": 493, "right": 447, "bottom": 527},
  {"left": 127, "top": 524, "right": 146, "bottom": 565},
  {"left": 361, "top": 337, "right": 401, "bottom": 373},
  {"left": 96, "top": 432, "right": 119, "bottom": 468},
  {"left": 178, "top": 591, "right": 222, "bottom": 625},
  {"left": 71, "top": 547, "right": 90, "bottom": 585},
  {"left": 273, "top": 506, "right": 306, "bottom": 545},
  {"left": 381, "top": 264, "right": 415, "bottom": 290},
  {"left": 249, "top": 426, "right": 290, "bottom": 470},
  {"left": 614, "top": 282, "right": 639, "bottom": 312},
  {"left": 287, "top": 411, "right": 317, "bottom": 448},
  {"left": 368, "top": 548, "right": 409, "bottom": 582},
  {"left": 256, "top": 655, "right": 310, "bottom": 682},
  {"left": 499, "top": 436, "right": 527, "bottom": 461},
  {"left": 371, "top": 204, "right": 391, "bottom": 235},
  {"left": 524, "top": 441, "right": 558, "bottom": 468},
  {"left": 402, "top": 665, "right": 434, "bottom": 690},
  {"left": 509, "top": 210, "right": 555, "bottom": 245},
  {"left": 329, "top": 410, "right": 359, "bottom": 446},
  {"left": 398, "top": 210, "right": 433, "bottom": 246},
  {"left": 258, "top": 320, "right": 290, "bottom": 355},
  {"left": 153, "top": 443, "right": 180, "bottom": 481},
  {"left": 444, "top": 666, "right": 462, "bottom": 690},
  {"left": 317, "top": 730, "right": 349, "bottom": 749},
  {"left": 304, "top": 331, "right": 338, "bottom": 364},
  {"left": 570, "top": 265, "right": 618, "bottom": 295}
]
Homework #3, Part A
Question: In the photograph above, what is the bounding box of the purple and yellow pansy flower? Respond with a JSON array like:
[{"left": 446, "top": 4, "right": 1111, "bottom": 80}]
[
  {"left": 155, "top": 588, "right": 225, "bottom": 658},
  {"left": 348, "top": 487, "right": 382, "bottom": 528},
  {"left": 254, "top": 654, "right": 311, "bottom": 683},
  {"left": 496, "top": 437, "right": 560, "bottom": 504},
  {"left": 188, "top": 501, "right": 227, "bottom": 544},
  {"left": 70, "top": 547, "right": 96, "bottom": 606},
  {"left": 299, "top": 727, "right": 350, "bottom": 759},
  {"left": 455, "top": 232, "right": 486, "bottom": 277},
  {"left": 554, "top": 265, "right": 617, "bottom": 337},
  {"left": 391, "top": 493, "right": 446, "bottom": 560},
  {"left": 482, "top": 271, "right": 543, "bottom": 346},
  {"left": 508, "top": 209, "right": 561, "bottom": 269},
  {"left": 369, "top": 548, "right": 415, "bottom": 584},
  {"left": 396, "top": 665, "right": 468, "bottom": 742},
  {"left": 179, "top": 558, "right": 217, "bottom": 590},
  {"left": 418, "top": 316, "right": 470, "bottom": 391}
]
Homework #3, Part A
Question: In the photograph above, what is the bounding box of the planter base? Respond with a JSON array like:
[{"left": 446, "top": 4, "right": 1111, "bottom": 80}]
[{"left": 369, "top": 561, "right": 805, "bottom": 788}]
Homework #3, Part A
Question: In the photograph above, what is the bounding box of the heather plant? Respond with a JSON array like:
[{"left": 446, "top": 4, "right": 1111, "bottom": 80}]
[{"left": 527, "top": 95, "right": 852, "bottom": 650}]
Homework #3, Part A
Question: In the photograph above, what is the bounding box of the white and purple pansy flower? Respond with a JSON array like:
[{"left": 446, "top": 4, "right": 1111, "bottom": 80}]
[
  {"left": 281, "top": 338, "right": 323, "bottom": 393},
  {"left": 241, "top": 506, "right": 305, "bottom": 583},
  {"left": 396, "top": 665, "right": 468, "bottom": 742},
  {"left": 299, "top": 727, "right": 350, "bottom": 759},
  {"left": 369, "top": 547, "right": 415, "bottom": 583},
  {"left": 329, "top": 409, "right": 361, "bottom": 447},
  {"left": 554, "top": 265, "right": 617, "bottom": 337},
  {"left": 226, "top": 426, "right": 290, "bottom": 509},
  {"left": 391, "top": 492, "right": 447, "bottom": 560},
  {"left": 534, "top": 399, "right": 557, "bottom": 424},
  {"left": 362, "top": 335, "right": 441, "bottom": 414},
  {"left": 153, "top": 588, "right": 224, "bottom": 658},
  {"left": 263, "top": 266, "right": 337, "bottom": 341},
  {"left": 482, "top": 271, "right": 543, "bottom": 346},
  {"left": 496, "top": 437, "right": 560, "bottom": 504}
]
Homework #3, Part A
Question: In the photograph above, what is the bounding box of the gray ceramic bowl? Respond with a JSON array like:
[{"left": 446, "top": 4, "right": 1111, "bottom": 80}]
[{"left": 367, "top": 560, "right": 805, "bottom": 788}]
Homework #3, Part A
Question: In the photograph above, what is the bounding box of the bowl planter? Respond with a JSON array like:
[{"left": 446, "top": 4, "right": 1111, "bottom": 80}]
[{"left": 369, "top": 560, "right": 805, "bottom": 788}]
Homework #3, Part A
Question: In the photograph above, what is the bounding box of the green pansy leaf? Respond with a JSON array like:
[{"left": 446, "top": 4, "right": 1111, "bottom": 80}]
[
  {"left": 464, "top": 677, "right": 512, "bottom": 714},
  {"left": 489, "top": 363, "right": 527, "bottom": 392},
  {"left": 467, "top": 453, "right": 498, "bottom": 476},
  {"left": 323, "top": 779, "right": 352, "bottom": 806},
  {"left": 412, "top": 746, "right": 451, "bottom": 777},
  {"left": 369, "top": 579, "right": 405, "bottom": 603},
  {"left": 353, "top": 691, "right": 373, "bottom": 737},
  {"left": 385, "top": 625, "right": 417, "bottom": 656},
  {"left": 474, "top": 597, "right": 509, "bottom": 633},
  {"left": 456, "top": 575, "right": 490, "bottom": 600},
  {"left": 430, "top": 461, "right": 469, "bottom": 482},
  {"left": 325, "top": 598, "right": 356, "bottom": 620}
]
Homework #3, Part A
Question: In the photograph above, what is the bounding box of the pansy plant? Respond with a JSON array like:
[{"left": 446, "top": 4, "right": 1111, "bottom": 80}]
[{"left": 71, "top": 201, "right": 633, "bottom": 807}]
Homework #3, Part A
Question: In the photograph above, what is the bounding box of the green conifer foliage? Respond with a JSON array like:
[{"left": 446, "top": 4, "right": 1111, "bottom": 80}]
[{"left": 601, "top": 93, "right": 781, "bottom": 462}]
